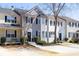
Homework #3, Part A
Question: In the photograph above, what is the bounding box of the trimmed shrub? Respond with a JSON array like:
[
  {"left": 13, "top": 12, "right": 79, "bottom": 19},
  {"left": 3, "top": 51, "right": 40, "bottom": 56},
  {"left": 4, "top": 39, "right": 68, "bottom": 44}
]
[
  {"left": 20, "top": 37, "right": 27, "bottom": 45},
  {"left": 68, "top": 38, "right": 79, "bottom": 43},
  {"left": 0, "top": 37, "right": 6, "bottom": 45},
  {"left": 34, "top": 37, "right": 47, "bottom": 45},
  {"left": 64, "top": 38, "right": 68, "bottom": 41},
  {"left": 56, "top": 38, "right": 60, "bottom": 43}
]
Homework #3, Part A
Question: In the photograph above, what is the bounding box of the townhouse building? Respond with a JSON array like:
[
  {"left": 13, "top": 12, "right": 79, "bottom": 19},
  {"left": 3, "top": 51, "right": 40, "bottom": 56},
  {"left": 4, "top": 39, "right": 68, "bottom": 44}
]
[
  {"left": 0, "top": 6, "right": 79, "bottom": 43},
  {"left": 0, "top": 8, "right": 22, "bottom": 42}
]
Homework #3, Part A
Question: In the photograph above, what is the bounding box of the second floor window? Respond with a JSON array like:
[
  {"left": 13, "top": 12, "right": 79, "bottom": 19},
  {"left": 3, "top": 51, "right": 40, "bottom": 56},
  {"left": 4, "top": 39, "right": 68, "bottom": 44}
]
[
  {"left": 69, "top": 22, "right": 71, "bottom": 27},
  {"left": 45, "top": 19, "right": 48, "bottom": 25},
  {"left": 5, "top": 16, "right": 16, "bottom": 23},
  {"left": 75, "top": 23, "right": 77, "bottom": 27},
  {"left": 72, "top": 22, "right": 74, "bottom": 27},
  {"left": 36, "top": 18, "right": 38, "bottom": 24},
  {"left": 50, "top": 20, "right": 53, "bottom": 26},
  {"left": 58, "top": 22, "right": 59, "bottom": 26},
  {"left": 61, "top": 22, "right": 62, "bottom": 26},
  {"left": 78, "top": 23, "right": 79, "bottom": 27}
]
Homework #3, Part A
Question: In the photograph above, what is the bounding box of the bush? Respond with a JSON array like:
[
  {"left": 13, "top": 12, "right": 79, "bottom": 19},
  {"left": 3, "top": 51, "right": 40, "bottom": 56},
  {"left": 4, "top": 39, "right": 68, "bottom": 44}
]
[
  {"left": 0, "top": 37, "right": 6, "bottom": 45},
  {"left": 68, "top": 38, "right": 79, "bottom": 43},
  {"left": 20, "top": 37, "right": 27, "bottom": 45},
  {"left": 56, "top": 38, "right": 61, "bottom": 43},
  {"left": 64, "top": 38, "right": 68, "bottom": 41},
  {"left": 34, "top": 37, "right": 47, "bottom": 45}
]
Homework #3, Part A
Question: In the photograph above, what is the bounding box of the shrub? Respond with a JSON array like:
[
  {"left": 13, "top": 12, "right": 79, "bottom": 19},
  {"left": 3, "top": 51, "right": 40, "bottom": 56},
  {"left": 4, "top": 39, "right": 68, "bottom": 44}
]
[
  {"left": 33, "top": 37, "right": 47, "bottom": 45},
  {"left": 20, "top": 37, "right": 27, "bottom": 45},
  {"left": 64, "top": 38, "right": 68, "bottom": 41},
  {"left": 0, "top": 37, "right": 6, "bottom": 45},
  {"left": 56, "top": 38, "right": 60, "bottom": 43},
  {"left": 68, "top": 38, "right": 79, "bottom": 43}
]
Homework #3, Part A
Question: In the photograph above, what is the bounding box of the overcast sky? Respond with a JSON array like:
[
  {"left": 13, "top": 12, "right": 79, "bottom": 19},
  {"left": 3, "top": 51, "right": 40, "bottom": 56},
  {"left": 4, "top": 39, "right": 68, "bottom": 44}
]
[{"left": 0, "top": 3, "right": 79, "bottom": 21}]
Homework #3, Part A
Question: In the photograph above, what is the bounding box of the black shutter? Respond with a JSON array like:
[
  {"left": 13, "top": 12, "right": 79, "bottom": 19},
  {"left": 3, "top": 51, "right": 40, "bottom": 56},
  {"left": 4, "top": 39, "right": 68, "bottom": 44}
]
[
  {"left": 26, "top": 17, "right": 28, "bottom": 23},
  {"left": 5, "top": 16, "right": 7, "bottom": 22},
  {"left": 31, "top": 17, "right": 33, "bottom": 23},
  {"left": 36, "top": 18, "right": 38, "bottom": 24},
  {"left": 15, "top": 17, "right": 16, "bottom": 23}
]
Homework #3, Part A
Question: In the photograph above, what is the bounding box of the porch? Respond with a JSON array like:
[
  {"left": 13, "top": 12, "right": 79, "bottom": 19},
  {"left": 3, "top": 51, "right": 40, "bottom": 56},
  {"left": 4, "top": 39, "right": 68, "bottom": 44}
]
[{"left": 0, "top": 28, "right": 22, "bottom": 44}]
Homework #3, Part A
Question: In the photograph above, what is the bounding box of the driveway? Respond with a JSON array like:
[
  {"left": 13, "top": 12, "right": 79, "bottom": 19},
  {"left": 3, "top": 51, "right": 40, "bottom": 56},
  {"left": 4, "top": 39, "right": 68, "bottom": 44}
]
[
  {"left": 0, "top": 45, "right": 58, "bottom": 56},
  {"left": 29, "top": 42, "right": 79, "bottom": 56}
]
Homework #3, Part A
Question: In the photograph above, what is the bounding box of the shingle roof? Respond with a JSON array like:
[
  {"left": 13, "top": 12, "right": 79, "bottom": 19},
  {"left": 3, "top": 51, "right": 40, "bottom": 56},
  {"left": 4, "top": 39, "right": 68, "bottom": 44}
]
[{"left": 0, "top": 8, "right": 17, "bottom": 15}]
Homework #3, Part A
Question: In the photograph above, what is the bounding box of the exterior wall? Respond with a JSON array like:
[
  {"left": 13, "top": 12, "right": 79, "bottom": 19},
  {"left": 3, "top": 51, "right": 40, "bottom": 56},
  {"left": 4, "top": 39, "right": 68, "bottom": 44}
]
[
  {"left": 67, "top": 22, "right": 79, "bottom": 38},
  {"left": 0, "top": 28, "right": 5, "bottom": 37},
  {"left": 0, "top": 13, "right": 21, "bottom": 24},
  {"left": 40, "top": 17, "right": 48, "bottom": 42},
  {"left": 0, "top": 10, "right": 22, "bottom": 42}
]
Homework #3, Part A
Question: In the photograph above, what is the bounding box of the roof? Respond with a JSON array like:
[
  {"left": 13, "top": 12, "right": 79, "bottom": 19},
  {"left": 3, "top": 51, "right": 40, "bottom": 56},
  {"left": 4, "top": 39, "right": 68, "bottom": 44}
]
[
  {"left": 58, "top": 16, "right": 79, "bottom": 23},
  {"left": 0, "top": 8, "right": 18, "bottom": 15},
  {"left": 25, "top": 6, "right": 47, "bottom": 17},
  {"left": 14, "top": 8, "right": 28, "bottom": 15}
]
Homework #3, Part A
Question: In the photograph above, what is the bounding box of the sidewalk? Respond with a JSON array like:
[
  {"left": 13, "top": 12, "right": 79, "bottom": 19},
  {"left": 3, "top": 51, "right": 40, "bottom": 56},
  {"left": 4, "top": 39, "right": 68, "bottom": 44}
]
[{"left": 28, "top": 42, "right": 79, "bottom": 54}]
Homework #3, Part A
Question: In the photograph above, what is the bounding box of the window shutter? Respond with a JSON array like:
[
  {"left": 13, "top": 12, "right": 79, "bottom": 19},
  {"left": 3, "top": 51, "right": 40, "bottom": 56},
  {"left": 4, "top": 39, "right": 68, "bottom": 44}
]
[
  {"left": 15, "top": 17, "right": 16, "bottom": 23},
  {"left": 5, "top": 16, "right": 7, "bottom": 22}
]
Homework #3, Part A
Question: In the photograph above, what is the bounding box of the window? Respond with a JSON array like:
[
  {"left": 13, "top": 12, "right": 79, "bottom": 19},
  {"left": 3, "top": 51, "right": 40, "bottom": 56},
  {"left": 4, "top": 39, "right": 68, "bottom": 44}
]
[
  {"left": 58, "top": 22, "right": 59, "bottom": 26},
  {"left": 53, "top": 21, "right": 55, "bottom": 25},
  {"left": 39, "top": 32, "right": 40, "bottom": 37},
  {"left": 6, "top": 30, "right": 16, "bottom": 38},
  {"left": 69, "top": 22, "right": 71, "bottom": 27},
  {"left": 46, "top": 31, "right": 47, "bottom": 37},
  {"left": 5, "top": 16, "right": 16, "bottom": 23},
  {"left": 75, "top": 23, "right": 77, "bottom": 27},
  {"left": 49, "top": 32, "right": 53, "bottom": 37},
  {"left": 36, "top": 18, "right": 38, "bottom": 24},
  {"left": 72, "top": 22, "right": 74, "bottom": 27},
  {"left": 78, "top": 23, "right": 79, "bottom": 27},
  {"left": 36, "top": 31, "right": 38, "bottom": 36},
  {"left": 61, "top": 22, "right": 62, "bottom": 26},
  {"left": 38, "top": 18, "right": 40, "bottom": 24},
  {"left": 45, "top": 19, "right": 48, "bottom": 25},
  {"left": 76, "top": 33, "right": 78, "bottom": 38},
  {"left": 68, "top": 32, "right": 70, "bottom": 37},
  {"left": 50, "top": 20, "right": 53, "bottom": 26},
  {"left": 42, "top": 31, "right": 44, "bottom": 37}
]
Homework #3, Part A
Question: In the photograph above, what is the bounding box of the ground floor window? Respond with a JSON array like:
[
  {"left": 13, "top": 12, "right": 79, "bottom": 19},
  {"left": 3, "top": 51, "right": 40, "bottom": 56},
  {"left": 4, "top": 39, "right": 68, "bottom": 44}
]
[
  {"left": 42, "top": 31, "right": 54, "bottom": 38},
  {"left": 68, "top": 32, "right": 79, "bottom": 38},
  {"left": 36, "top": 31, "right": 40, "bottom": 37},
  {"left": 49, "top": 32, "right": 53, "bottom": 38},
  {"left": 6, "top": 30, "right": 16, "bottom": 38}
]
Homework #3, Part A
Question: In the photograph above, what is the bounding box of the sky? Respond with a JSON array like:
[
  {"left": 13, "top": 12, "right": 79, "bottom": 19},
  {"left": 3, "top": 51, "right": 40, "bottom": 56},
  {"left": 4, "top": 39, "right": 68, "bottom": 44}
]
[{"left": 0, "top": 3, "right": 79, "bottom": 21}]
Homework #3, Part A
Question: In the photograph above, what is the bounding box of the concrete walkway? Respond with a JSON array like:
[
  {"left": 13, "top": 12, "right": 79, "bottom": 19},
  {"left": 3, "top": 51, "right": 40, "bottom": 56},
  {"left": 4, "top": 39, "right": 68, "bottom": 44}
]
[{"left": 29, "top": 42, "right": 79, "bottom": 55}]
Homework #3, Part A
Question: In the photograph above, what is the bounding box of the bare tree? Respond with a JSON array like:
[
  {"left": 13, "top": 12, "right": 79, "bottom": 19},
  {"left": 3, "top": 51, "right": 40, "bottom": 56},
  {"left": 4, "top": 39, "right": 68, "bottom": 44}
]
[{"left": 46, "top": 3, "right": 65, "bottom": 43}]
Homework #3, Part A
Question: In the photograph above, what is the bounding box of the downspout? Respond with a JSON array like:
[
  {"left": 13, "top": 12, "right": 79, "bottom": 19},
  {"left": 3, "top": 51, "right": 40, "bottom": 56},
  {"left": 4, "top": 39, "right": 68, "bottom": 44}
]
[{"left": 47, "top": 17, "right": 49, "bottom": 43}]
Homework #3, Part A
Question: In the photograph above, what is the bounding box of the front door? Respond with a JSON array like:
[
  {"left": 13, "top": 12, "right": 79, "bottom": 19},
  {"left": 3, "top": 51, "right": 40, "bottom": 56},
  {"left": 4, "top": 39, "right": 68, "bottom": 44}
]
[
  {"left": 59, "top": 33, "right": 62, "bottom": 41},
  {"left": 27, "top": 32, "right": 31, "bottom": 41}
]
